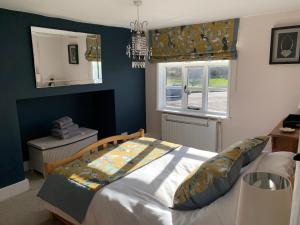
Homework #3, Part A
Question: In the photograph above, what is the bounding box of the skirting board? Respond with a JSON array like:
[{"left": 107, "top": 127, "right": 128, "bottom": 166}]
[{"left": 0, "top": 179, "right": 29, "bottom": 202}]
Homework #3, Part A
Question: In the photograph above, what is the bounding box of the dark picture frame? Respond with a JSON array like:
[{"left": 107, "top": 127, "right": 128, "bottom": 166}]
[
  {"left": 269, "top": 25, "right": 300, "bottom": 64},
  {"left": 68, "top": 44, "right": 79, "bottom": 64}
]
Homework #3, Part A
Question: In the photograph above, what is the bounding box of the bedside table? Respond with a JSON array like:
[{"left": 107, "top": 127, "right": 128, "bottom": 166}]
[{"left": 270, "top": 121, "right": 299, "bottom": 153}]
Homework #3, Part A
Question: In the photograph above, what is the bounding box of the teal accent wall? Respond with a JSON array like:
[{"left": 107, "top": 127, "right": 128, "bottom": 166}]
[{"left": 0, "top": 8, "right": 145, "bottom": 188}]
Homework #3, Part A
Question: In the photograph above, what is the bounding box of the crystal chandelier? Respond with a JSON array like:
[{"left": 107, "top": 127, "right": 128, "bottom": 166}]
[{"left": 126, "top": 0, "right": 152, "bottom": 69}]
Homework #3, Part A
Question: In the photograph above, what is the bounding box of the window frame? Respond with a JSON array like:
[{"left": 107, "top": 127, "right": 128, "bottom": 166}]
[{"left": 157, "top": 60, "right": 232, "bottom": 118}]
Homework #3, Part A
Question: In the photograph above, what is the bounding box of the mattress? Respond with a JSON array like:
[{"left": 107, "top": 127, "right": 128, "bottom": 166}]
[{"left": 41, "top": 146, "right": 282, "bottom": 225}]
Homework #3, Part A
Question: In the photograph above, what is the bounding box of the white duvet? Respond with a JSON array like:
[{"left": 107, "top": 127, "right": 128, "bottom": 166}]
[{"left": 44, "top": 146, "right": 291, "bottom": 225}]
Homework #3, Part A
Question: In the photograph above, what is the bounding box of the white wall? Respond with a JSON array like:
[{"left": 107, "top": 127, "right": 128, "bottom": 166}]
[
  {"left": 146, "top": 62, "right": 161, "bottom": 139},
  {"left": 145, "top": 10, "right": 300, "bottom": 148}
]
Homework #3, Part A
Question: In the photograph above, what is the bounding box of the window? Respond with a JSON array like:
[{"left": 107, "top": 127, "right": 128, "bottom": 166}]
[
  {"left": 157, "top": 60, "right": 230, "bottom": 117},
  {"left": 90, "top": 61, "right": 102, "bottom": 82}
]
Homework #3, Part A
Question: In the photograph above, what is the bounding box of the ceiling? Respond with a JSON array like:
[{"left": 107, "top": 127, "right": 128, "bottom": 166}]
[{"left": 1, "top": 0, "right": 300, "bottom": 29}]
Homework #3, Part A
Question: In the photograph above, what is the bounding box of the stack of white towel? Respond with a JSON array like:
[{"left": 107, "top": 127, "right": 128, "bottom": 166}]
[{"left": 51, "top": 116, "right": 81, "bottom": 139}]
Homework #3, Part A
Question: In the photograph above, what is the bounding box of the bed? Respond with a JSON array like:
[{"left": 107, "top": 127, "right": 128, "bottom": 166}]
[{"left": 39, "top": 129, "right": 295, "bottom": 225}]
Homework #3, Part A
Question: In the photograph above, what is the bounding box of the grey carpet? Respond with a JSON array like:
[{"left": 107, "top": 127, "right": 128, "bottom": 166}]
[{"left": 0, "top": 172, "right": 64, "bottom": 225}]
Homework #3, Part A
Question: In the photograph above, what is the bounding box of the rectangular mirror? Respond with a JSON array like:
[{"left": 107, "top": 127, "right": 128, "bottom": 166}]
[{"left": 31, "top": 27, "right": 102, "bottom": 88}]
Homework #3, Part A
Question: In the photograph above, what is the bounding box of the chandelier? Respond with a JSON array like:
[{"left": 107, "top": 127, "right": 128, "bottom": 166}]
[{"left": 126, "top": 0, "right": 152, "bottom": 69}]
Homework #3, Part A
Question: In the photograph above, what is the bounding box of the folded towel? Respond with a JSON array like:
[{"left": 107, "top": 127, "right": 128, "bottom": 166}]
[
  {"left": 52, "top": 116, "right": 73, "bottom": 128},
  {"left": 52, "top": 128, "right": 81, "bottom": 140},
  {"left": 51, "top": 124, "right": 79, "bottom": 136},
  {"left": 53, "top": 121, "right": 74, "bottom": 129}
]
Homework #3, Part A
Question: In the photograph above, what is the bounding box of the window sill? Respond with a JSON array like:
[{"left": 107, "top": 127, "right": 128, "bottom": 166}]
[{"left": 157, "top": 108, "right": 229, "bottom": 120}]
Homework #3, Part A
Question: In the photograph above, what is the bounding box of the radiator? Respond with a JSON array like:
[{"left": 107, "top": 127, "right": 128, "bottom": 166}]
[{"left": 161, "top": 113, "right": 220, "bottom": 152}]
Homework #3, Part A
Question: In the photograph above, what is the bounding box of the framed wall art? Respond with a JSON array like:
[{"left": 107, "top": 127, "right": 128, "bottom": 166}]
[
  {"left": 269, "top": 25, "right": 300, "bottom": 64},
  {"left": 68, "top": 44, "right": 79, "bottom": 64}
]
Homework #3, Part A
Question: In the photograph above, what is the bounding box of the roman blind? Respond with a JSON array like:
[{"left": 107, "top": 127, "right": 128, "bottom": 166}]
[
  {"left": 149, "top": 18, "right": 239, "bottom": 62},
  {"left": 85, "top": 35, "right": 101, "bottom": 62}
]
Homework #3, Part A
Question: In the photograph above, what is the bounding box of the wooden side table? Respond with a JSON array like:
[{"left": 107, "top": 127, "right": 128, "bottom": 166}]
[{"left": 270, "top": 121, "right": 299, "bottom": 153}]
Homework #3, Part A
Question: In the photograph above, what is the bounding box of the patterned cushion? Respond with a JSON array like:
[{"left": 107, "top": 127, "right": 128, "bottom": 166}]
[
  {"left": 233, "top": 136, "right": 269, "bottom": 166},
  {"left": 173, "top": 148, "right": 244, "bottom": 210}
]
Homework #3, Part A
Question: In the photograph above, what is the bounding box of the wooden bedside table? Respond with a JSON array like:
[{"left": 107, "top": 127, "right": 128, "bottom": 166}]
[{"left": 270, "top": 121, "right": 299, "bottom": 153}]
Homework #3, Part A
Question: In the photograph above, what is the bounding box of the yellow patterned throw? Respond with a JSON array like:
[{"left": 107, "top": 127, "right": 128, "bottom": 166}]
[
  {"left": 54, "top": 137, "right": 180, "bottom": 190},
  {"left": 173, "top": 136, "right": 269, "bottom": 210}
]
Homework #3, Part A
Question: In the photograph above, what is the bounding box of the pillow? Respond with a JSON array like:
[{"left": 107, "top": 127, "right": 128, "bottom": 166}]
[
  {"left": 173, "top": 148, "right": 244, "bottom": 210},
  {"left": 256, "top": 151, "right": 295, "bottom": 178},
  {"left": 223, "top": 136, "right": 270, "bottom": 166}
]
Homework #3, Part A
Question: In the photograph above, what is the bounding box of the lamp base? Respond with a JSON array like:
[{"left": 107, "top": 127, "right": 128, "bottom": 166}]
[{"left": 236, "top": 172, "right": 292, "bottom": 225}]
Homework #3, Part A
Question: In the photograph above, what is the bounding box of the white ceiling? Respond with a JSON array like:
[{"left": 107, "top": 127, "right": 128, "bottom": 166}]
[{"left": 1, "top": 0, "right": 300, "bottom": 29}]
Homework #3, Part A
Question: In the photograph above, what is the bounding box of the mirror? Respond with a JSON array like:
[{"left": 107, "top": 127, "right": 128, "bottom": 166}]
[{"left": 31, "top": 27, "right": 102, "bottom": 88}]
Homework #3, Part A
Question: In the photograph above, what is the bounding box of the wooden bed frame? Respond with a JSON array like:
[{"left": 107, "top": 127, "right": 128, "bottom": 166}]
[{"left": 43, "top": 129, "right": 145, "bottom": 225}]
